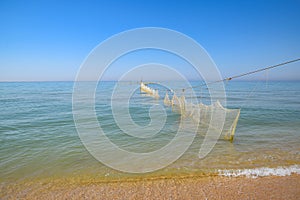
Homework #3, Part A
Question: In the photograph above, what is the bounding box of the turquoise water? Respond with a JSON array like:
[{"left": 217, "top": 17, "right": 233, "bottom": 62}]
[{"left": 0, "top": 81, "right": 300, "bottom": 183}]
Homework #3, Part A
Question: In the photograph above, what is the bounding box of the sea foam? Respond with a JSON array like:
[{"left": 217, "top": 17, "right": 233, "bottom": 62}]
[{"left": 218, "top": 165, "right": 300, "bottom": 178}]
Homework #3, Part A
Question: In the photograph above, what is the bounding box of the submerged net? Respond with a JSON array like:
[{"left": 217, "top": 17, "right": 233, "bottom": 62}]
[{"left": 164, "top": 92, "right": 240, "bottom": 142}]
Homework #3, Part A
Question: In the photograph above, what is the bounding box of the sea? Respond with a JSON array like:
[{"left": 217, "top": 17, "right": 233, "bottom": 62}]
[{"left": 0, "top": 81, "right": 300, "bottom": 186}]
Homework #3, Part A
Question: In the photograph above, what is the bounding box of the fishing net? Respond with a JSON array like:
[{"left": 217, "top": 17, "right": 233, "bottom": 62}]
[
  {"left": 163, "top": 92, "right": 240, "bottom": 141},
  {"left": 140, "top": 82, "right": 159, "bottom": 99},
  {"left": 140, "top": 82, "right": 240, "bottom": 141}
]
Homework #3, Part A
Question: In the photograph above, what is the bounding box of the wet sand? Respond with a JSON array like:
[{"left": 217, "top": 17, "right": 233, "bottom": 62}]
[{"left": 1, "top": 174, "right": 300, "bottom": 199}]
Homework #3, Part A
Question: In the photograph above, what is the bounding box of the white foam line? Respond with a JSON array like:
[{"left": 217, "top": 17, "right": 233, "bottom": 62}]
[{"left": 218, "top": 165, "right": 300, "bottom": 178}]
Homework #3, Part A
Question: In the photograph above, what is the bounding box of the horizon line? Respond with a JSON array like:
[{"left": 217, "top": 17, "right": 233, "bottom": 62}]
[{"left": 1, "top": 79, "right": 300, "bottom": 83}]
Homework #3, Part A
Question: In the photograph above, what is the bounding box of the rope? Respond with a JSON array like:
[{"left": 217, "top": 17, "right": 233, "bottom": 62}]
[
  {"left": 226, "top": 58, "right": 299, "bottom": 80},
  {"left": 184, "top": 58, "right": 300, "bottom": 90}
]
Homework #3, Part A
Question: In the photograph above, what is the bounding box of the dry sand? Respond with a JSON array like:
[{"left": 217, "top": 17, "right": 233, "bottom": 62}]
[{"left": 1, "top": 174, "right": 300, "bottom": 199}]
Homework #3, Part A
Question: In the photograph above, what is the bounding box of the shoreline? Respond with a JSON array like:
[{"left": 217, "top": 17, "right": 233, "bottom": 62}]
[{"left": 1, "top": 174, "right": 299, "bottom": 199}]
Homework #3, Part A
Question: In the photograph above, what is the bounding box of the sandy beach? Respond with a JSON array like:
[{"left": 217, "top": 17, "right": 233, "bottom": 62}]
[{"left": 1, "top": 174, "right": 299, "bottom": 199}]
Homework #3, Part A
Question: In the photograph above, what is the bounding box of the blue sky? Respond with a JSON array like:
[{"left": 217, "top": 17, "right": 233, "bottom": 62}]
[{"left": 0, "top": 0, "right": 300, "bottom": 81}]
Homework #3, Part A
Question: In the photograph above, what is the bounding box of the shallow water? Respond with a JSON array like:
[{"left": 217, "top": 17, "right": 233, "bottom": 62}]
[{"left": 0, "top": 81, "right": 300, "bottom": 183}]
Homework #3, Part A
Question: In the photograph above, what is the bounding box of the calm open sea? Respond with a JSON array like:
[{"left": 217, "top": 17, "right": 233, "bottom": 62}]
[{"left": 0, "top": 81, "right": 300, "bottom": 184}]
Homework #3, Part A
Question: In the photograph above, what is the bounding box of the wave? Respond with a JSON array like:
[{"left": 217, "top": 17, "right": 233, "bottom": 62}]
[{"left": 218, "top": 165, "right": 300, "bottom": 178}]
